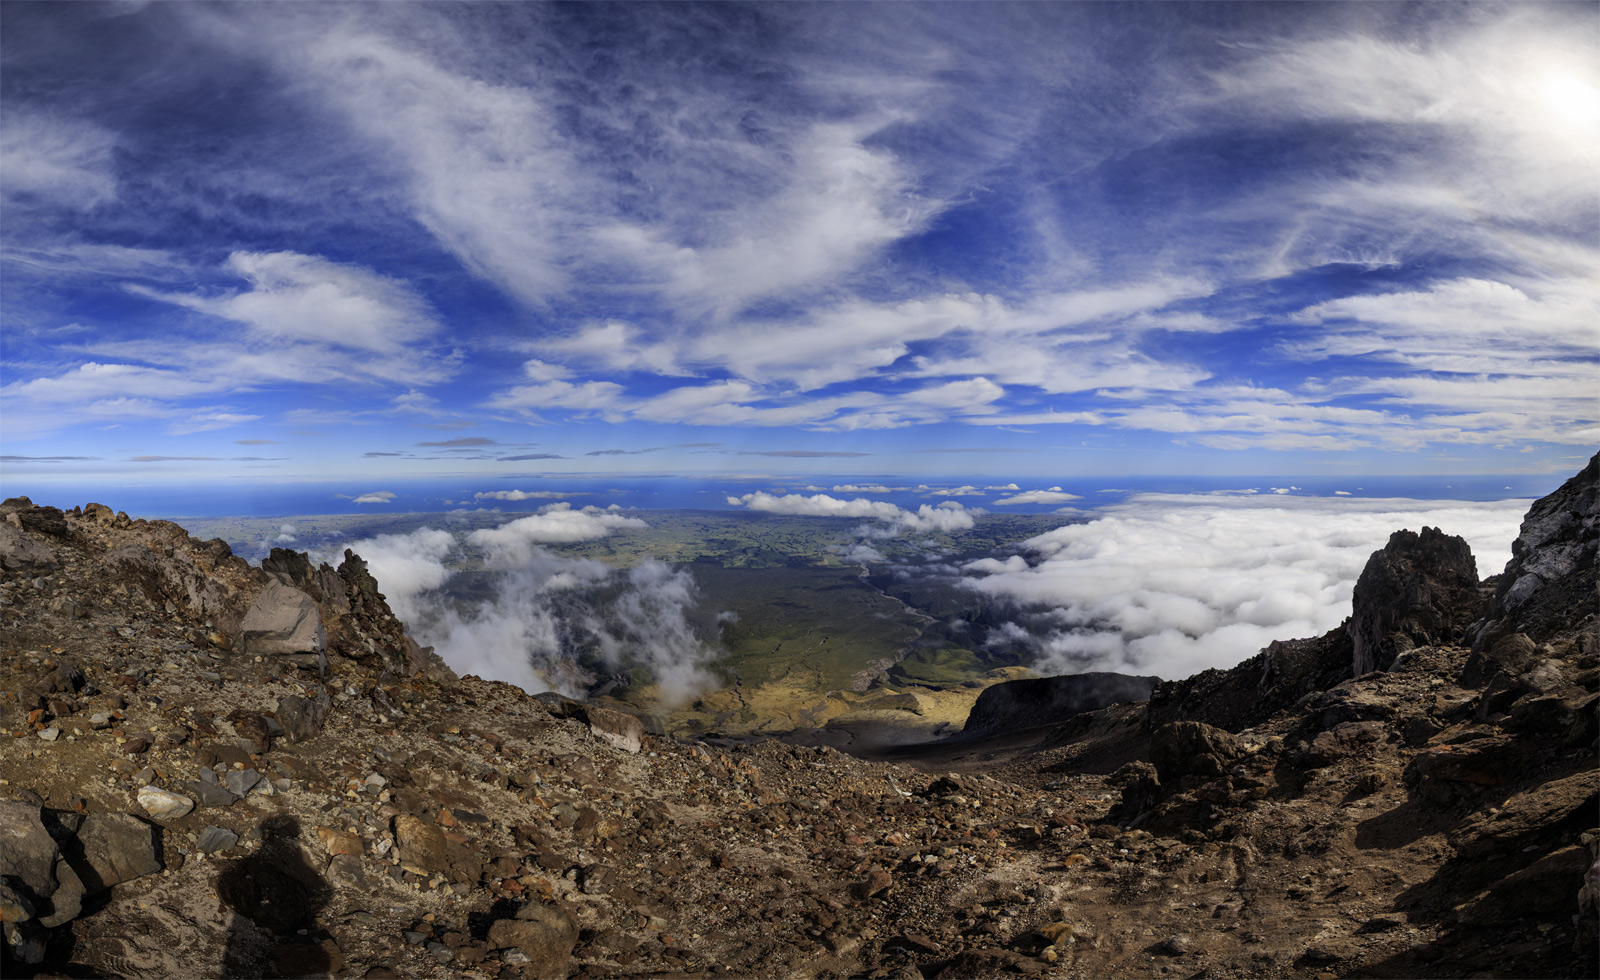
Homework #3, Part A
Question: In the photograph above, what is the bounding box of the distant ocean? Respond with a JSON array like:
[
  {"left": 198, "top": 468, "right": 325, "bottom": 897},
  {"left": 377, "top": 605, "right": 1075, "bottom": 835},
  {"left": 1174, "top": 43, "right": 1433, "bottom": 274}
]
[{"left": 1, "top": 472, "right": 1554, "bottom": 520}]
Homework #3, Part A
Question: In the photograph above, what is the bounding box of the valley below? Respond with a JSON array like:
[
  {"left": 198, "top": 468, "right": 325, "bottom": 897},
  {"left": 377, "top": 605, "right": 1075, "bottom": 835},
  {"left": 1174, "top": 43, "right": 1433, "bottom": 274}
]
[{"left": 173, "top": 509, "right": 1068, "bottom": 749}]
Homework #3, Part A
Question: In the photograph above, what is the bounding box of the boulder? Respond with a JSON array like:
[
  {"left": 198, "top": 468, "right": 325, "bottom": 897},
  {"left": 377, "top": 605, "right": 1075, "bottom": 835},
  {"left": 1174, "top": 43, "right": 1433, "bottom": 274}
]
[
  {"left": 276, "top": 687, "right": 332, "bottom": 743},
  {"left": 486, "top": 901, "right": 578, "bottom": 980},
  {"left": 37, "top": 856, "right": 85, "bottom": 928},
  {"left": 1349, "top": 526, "right": 1482, "bottom": 675},
  {"left": 1448, "top": 771, "right": 1600, "bottom": 860},
  {"left": 585, "top": 704, "right": 645, "bottom": 754},
  {"left": 393, "top": 815, "right": 449, "bottom": 875},
  {"left": 0, "top": 801, "right": 60, "bottom": 907},
  {"left": 136, "top": 787, "right": 195, "bottom": 822},
  {"left": 0, "top": 523, "right": 57, "bottom": 572},
  {"left": 534, "top": 695, "right": 645, "bottom": 753},
  {"left": 70, "top": 812, "right": 162, "bottom": 892},
  {"left": 1149, "top": 721, "right": 1246, "bottom": 783},
  {"left": 240, "top": 581, "right": 327, "bottom": 663},
  {"left": 1304, "top": 720, "right": 1388, "bottom": 768}
]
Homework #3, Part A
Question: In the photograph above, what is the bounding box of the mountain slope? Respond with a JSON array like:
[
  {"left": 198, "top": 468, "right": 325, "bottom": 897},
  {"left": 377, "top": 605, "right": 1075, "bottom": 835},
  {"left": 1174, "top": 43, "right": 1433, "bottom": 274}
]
[{"left": 1, "top": 455, "right": 1595, "bottom": 979}]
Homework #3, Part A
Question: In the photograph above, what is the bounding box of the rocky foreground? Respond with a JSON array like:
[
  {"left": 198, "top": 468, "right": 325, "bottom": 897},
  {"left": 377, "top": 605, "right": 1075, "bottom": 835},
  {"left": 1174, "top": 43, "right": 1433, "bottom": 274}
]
[{"left": 1, "top": 456, "right": 1596, "bottom": 980}]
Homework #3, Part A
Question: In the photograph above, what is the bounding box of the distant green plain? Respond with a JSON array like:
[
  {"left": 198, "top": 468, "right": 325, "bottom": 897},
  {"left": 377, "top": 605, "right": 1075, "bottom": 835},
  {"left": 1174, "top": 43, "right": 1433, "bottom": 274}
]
[{"left": 180, "top": 509, "right": 1071, "bottom": 734}]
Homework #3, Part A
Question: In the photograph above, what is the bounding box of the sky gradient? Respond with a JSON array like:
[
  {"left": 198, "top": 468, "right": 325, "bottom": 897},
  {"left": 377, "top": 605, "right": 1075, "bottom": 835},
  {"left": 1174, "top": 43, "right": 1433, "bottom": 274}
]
[{"left": 3, "top": 1, "right": 1596, "bottom": 494}]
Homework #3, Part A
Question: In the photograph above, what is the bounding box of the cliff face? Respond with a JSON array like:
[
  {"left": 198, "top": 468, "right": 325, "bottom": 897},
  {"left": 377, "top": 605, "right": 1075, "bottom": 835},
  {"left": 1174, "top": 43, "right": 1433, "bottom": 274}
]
[
  {"left": 1475, "top": 453, "right": 1600, "bottom": 650},
  {"left": 1, "top": 458, "right": 1596, "bottom": 980}
]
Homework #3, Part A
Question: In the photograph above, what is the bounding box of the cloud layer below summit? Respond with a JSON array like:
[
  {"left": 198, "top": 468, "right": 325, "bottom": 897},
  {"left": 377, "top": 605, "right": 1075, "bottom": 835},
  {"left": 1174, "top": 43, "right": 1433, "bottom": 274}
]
[{"left": 955, "top": 494, "right": 1529, "bottom": 679}]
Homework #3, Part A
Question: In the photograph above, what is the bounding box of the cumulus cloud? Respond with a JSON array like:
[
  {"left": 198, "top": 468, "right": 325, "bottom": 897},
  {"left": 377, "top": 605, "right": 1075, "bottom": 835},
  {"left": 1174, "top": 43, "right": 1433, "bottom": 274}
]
[
  {"left": 350, "top": 491, "right": 396, "bottom": 504},
  {"left": 729, "top": 492, "right": 903, "bottom": 520},
  {"left": 958, "top": 494, "right": 1529, "bottom": 680},
  {"left": 894, "top": 502, "right": 979, "bottom": 534},
  {"left": 466, "top": 502, "right": 647, "bottom": 566}
]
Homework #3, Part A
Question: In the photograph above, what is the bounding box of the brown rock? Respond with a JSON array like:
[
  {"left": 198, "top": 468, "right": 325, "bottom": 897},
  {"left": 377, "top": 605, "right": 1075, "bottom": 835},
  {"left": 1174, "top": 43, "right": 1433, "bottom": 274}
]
[
  {"left": 316, "top": 826, "right": 364, "bottom": 857},
  {"left": 1304, "top": 720, "right": 1387, "bottom": 768},
  {"left": 394, "top": 814, "right": 450, "bottom": 874},
  {"left": 584, "top": 705, "right": 645, "bottom": 754},
  {"left": 486, "top": 901, "right": 579, "bottom": 980}
]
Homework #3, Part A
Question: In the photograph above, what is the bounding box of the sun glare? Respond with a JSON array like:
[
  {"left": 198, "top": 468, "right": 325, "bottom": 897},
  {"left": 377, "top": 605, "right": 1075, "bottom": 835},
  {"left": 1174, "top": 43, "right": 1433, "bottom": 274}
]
[{"left": 1539, "top": 73, "right": 1600, "bottom": 128}]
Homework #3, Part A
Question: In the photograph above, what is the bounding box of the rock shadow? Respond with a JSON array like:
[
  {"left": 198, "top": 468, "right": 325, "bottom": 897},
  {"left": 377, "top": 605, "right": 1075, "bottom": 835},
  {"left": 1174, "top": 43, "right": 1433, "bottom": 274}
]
[{"left": 216, "top": 815, "right": 333, "bottom": 979}]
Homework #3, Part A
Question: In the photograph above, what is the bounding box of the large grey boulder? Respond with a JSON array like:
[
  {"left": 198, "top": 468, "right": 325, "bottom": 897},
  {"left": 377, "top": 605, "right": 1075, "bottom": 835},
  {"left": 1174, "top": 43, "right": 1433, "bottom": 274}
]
[
  {"left": 240, "top": 581, "right": 327, "bottom": 664},
  {"left": 0, "top": 801, "right": 63, "bottom": 962},
  {"left": 0, "top": 800, "right": 60, "bottom": 905},
  {"left": 584, "top": 704, "right": 646, "bottom": 754},
  {"left": 0, "top": 523, "right": 56, "bottom": 572},
  {"left": 70, "top": 812, "right": 162, "bottom": 892}
]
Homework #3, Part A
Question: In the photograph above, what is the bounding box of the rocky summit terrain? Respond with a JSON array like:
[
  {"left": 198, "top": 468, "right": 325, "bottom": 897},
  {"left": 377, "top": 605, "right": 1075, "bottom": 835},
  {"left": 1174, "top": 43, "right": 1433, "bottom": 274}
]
[{"left": 1, "top": 455, "right": 1596, "bottom": 980}]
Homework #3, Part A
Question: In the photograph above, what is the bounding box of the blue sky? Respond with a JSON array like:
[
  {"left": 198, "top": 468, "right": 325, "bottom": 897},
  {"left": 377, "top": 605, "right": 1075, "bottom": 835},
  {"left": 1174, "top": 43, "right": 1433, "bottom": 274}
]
[{"left": 3, "top": 1, "right": 1596, "bottom": 493}]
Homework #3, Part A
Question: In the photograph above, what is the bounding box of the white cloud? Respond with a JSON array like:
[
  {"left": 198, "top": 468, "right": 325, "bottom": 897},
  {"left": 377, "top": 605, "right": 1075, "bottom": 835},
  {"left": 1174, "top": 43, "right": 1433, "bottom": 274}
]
[
  {"left": 0, "top": 112, "right": 117, "bottom": 210},
  {"left": 351, "top": 491, "right": 396, "bottom": 504},
  {"left": 336, "top": 527, "right": 456, "bottom": 623},
  {"left": 146, "top": 250, "right": 440, "bottom": 353},
  {"left": 992, "top": 490, "right": 1083, "bottom": 506},
  {"left": 728, "top": 492, "right": 976, "bottom": 535},
  {"left": 169, "top": 411, "right": 262, "bottom": 435},
  {"left": 537, "top": 323, "right": 687, "bottom": 377},
  {"left": 960, "top": 493, "right": 1529, "bottom": 680},
  {"left": 328, "top": 520, "right": 714, "bottom": 703},
  {"left": 729, "top": 492, "right": 904, "bottom": 520},
  {"left": 486, "top": 379, "right": 627, "bottom": 415},
  {"left": 467, "top": 502, "right": 647, "bottom": 566},
  {"left": 895, "top": 501, "right": 978, "bottom": 533},
  {"left": 473, "top": 490, "right": 579, "bottom": 502}
]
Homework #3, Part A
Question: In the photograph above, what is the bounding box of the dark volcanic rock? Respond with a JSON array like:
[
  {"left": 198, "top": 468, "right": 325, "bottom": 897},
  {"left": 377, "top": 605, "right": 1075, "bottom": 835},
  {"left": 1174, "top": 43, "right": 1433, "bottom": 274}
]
[
  {"left": 276, "top": 688, "right": 332, "bottom": 743},
  {"left": 69, "top": 812, "right": 162, "bottom": 892},
  {"left": 1148, "top": 721, "right": 1246, "bottom": 783},
  {"left": 1147, "top": 629, "right": 1352, "bottom": 733},
  {"left": 963, "top": 672, "right": 1158, "bottom": 736},
  {"left": 1350, "top": 526, "right": 1483, "bottom": 675}
]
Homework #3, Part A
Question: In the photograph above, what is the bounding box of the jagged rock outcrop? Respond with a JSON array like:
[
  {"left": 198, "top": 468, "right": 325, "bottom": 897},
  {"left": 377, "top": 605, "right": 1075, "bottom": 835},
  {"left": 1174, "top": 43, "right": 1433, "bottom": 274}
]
[
  {"left": 1146, "top": 628, "right": 1352, "bottom": 733},
  {"left": 962, "top": 672, "right": 1157, "bottom": 737},
  {"left": 1349, "top": 525, "right": 1483, "bottom": 674},
  {"left": 1474, "top": 452, "right": 1599, "bottom": 650}
]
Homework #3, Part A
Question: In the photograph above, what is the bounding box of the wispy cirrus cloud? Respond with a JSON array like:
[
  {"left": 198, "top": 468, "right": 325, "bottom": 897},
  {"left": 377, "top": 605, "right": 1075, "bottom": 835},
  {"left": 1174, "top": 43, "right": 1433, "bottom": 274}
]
[{"left": 2, "top": 3, "right": 1593, "bottom": 475}]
